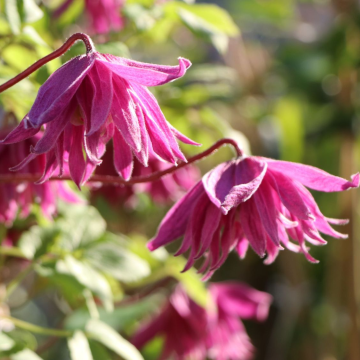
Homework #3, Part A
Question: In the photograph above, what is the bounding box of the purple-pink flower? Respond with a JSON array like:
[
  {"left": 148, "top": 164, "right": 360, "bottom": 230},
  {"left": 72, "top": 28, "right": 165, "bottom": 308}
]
[
  {"left": 132, "top": 282, "right": 272, "bottom": 360},
  {"left": 1, "top": 52, "right": 198, "bottom": 188},
  {"left": 0, "top": 128, "right": 80, "bottom": 225},
  {"left": 54, "top": 0, "right": 125, "bottom": 34},
  {"left": 148, "top": 156, "right": 359, "bottom": 278}
]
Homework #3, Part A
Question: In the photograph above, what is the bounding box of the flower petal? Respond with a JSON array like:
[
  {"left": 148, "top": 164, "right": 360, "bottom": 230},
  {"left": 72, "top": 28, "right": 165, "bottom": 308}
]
[
  {"left": 99, "top": 55, "right": 191, "bottom": 87},
  {"left": 28, "top": 55, "right": 94, "bottom": 127},
  {"left": 113, "top": 127, "right": 134, "bottom": 180},
  {"left": 0, "top": 118, "right": 40, "bottom": 144},
  {"left": 265, "top": 157, "right": 360, "bottom": 192},
  {"left": 111, "top": 77, "right": 141, "bottom": 152},
  {"left": 239, "top": 199, "right": 267, "bottom": 257},
  {"left": 86, "top": 61, "right": 113, "bottom": 135},
  {"left": 222, "top": 158, "right": 267, "bottom": 215},
  {"left": 69, "top": 125, "right": 86, "bottom": 189},
  {"left": 148, "top": 182, "right": 203, "bottom": 251}
]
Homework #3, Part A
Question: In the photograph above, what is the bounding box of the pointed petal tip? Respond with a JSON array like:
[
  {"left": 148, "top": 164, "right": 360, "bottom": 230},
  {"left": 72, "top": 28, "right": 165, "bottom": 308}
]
[
  {"left": 147, "top": 241, "right": 156, "bottom": 252},
  {"left": 178, "top": 57, "right": 192, "bottom": 69},
  {"left": 220, "top": 206, "right": 229, "bottom": 215},
  {"left": 349, "top": 172, "right": 360, "bottom": 188}
]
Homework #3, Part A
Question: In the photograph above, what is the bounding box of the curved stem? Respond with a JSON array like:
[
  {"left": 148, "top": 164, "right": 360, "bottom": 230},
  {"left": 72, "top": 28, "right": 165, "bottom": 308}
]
[
  {"left": 0, "top": 138, "right": 242, "bottom": 185},
  {"left": 0, "top": 33, "right": 95, "bottom": 94}
]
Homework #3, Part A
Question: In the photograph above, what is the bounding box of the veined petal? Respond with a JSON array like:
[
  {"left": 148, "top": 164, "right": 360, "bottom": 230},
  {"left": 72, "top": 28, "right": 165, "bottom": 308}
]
[
  {"left": 169, "top": 124, "right": 201, "bottom": 146},
  {"left": 130, "top": 84, "right": 186, "bottom": 162},
  {"left": 253, "top": 178, "right": 279, "bottom": 246},
  {"left": 69, "top": 125, "right": 86, "bottom": 189},
  {"left": 264, "top": 157, "right": 360, "bottom": 192},
  {"left": 267, "top": 170, "right": 313, "bottom": 221},
  {"left": 99, "top": 55, "right": 191, "bottom": 87},
  {"left": 111, "top": 77, "right": 141, "bottom": 152},
  {"left": 239, "top": 199, "right": 267, "bottom": 257},
  {"left": 28, "top": 55, "right": 95, "bottom": 127},
  {"left": 86, "top": 61, "right": 113, "bottom": 135},
  {"left": 113, "top": 127, "right": 133, "bottom": 180},
  {"left": 35, "top": 149, "right": 58, "bottom": 184},
  {"left": 148, "top": 182, "right": 204, "bottom": 251},
  {"left": 222, "top": 158, "right": 267, "bottom": 215},
  {"left": 31, "top": 100, "right": 77, "bottom": 155},
  {"left": 0, "top": 118, "right": 40, "bottom": 144}
]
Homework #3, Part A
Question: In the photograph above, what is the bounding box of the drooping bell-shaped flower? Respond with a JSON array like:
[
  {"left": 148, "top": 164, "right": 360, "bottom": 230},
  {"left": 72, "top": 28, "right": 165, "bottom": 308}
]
[
  {"left": 148, "top": 155, "right": 359, "bottom": 278},
  {"left": 1, "top": 51, "right": 198, "bottom": 188},
  {"left": 91, "top": 143, "right": 200, "bottom": 206},
  {"left": 0, "top": 128, "right": 80, "bottom": 225},
  {"left": 132, "top": 282, "right": 272, "bottom": 360},
  {"left": 54, "top": 0, "right": 125, "bottom": 34}
]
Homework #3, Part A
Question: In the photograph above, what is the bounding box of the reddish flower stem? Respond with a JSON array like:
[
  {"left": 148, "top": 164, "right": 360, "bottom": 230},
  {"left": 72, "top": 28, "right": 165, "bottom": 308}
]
[
  {"left": 0, "top": 33, "right": 95, "bottom": 94},
  {"left": 0, "top": 138, "right": 242, "bottom": 185}
]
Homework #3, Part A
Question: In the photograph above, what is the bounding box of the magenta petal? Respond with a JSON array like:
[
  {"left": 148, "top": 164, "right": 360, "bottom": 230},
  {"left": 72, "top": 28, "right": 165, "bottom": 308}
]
[
  {"left": 69, "top": 125, "right": 86, "bottom": 189},
  {"left": 222, "top": 158, "right": 267, "bottom": 215},
  {"left": 148, "top": 182, "right": 204, "bottom": 251},
  {"left": 168, "top": 124, "right": 201, "bottom": 146},
  {"left": 133, "top": 105, "right": 149, "bottom": 166},
  {"left": 113, "top": 128, "right": 133, "bottom": 180},
  {"left": 202, "top": 162, "right": 233, "bottom": 209},
  {"left": 0, "top": 119, "right": 40, "bottom": 144},
  {"left": 265, "top": 158, "right": 360, "bottom": 192},
  {"left": 28, "top": 55, "right": 94, "bottom": 127},
  {"left": 267, "top": 170, "right": 313, "bottom": 221},
  {"left": 131, "top": 84, "right": 186, "bottom": 162},
  {"left": 35, "top": 149, "right": 58, "bottom": 184},
  {"left": 253, "top": 179, "right": 279, "bottom": 246},
  {"left": 86, "top": 62, "right": 113, "bottom": 135},
  {"left": 196, "top": 203, "right": 221, "bottom": 259},
  {"left": 111, "top": 78, "right": 141, "bottom": 152},
  {"left": 10, "top": 153, "right": 38, "bottom": 172},
  {"left": 99, "top": 56, "right": 191, "bottom": 87},
  {"left": 239, "top": 199, "right": 267, "bottom": 257}
]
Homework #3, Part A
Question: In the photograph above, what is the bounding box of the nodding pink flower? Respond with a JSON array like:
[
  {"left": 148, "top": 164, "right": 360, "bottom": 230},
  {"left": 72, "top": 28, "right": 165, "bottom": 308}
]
[
  {"left": 132, "top": 286, "right": 208, "bottom": 360},
  {"left": 91, "top": 143, "right": 200, "bottom": 205},
  {"left": 0, "top": 128, "right": 80, "bottom": 226},
  {"left": 207, "top": 282, "right": 272, "bottom": 360},
  {"left": 1, "top": 52, "right": 198, "bottom": 188},
  {"left": 132, "top": 282, "right": 272, "bottom": 360},
  {"left": 54, "top": 0, "right": 125, "bottom": 34},
  {"left": 148, "top": 156, "right": 359, "bottom": 278}
]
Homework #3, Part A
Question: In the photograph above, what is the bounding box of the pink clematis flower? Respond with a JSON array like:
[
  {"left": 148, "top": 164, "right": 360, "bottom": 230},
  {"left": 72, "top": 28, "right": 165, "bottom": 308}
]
[
  {"left": 132, "top": 282, "right": 272, "bottom": 360},
  {"left": 1, "top": 52, "right": 197, "bottom": 188},
  {"left": 0, "top": 128, "right": 80, "bottom": 225},
  {"left": 91, "top": 144, "right": 200, "bottom": 205},
  {"left": 206, "top": 282, "right": 272, "bottom": 360},
  {"left": 54, "top": 0, "right": 125, "bottom": 34},
  {"left": 148, "top": 156, "right": 359, "bottom": 278}
]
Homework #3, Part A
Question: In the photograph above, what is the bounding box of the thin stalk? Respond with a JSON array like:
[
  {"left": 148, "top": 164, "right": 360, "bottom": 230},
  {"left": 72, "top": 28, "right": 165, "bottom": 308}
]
[
  {"left": 0, "top": 246, "right": 27, "bottom": 258},
  {"left": 3, "top": 316, "right": 73, "bottom": 337},
  {"left": 0, "top": 33, "right": 95, "bottom": 93},
  {"left": 0, "top": 138, "right": 243, "bottom": 185}
]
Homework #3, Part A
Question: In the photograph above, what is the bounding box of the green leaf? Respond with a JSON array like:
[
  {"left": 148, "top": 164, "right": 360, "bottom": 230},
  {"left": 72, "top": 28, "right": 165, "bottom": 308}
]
[
  {"left": 22, "top": 0, "right": 43, "bottom": 23},
  {"left": 11, "top": 349, "right": 43, "bottom": 360},
  {"left": 18, "top": 226, "right": 58, "bottom": 259},
  {"left": 56, "top": 255, "right": 113, "bottom": 311},
  {"left": 65, "top": 295, "right": 161, "bottom": 332},
  {"left": 5, "top": 0, "right": 21, "bottom": 34},
  {"left": 56, "top": 205, "right": 106, "bottom": 251},
  {"left": 86, "top": 319, "right": 144, "bottom": 360},
  {"left": 68, "top": 331, "right": 93, "bottom": 360},
  {"left": 84, "top": 234, "right": 150, "bottom": 283},
  {"left": 0, "top": 332, "right": 15, "bottom": 351}
]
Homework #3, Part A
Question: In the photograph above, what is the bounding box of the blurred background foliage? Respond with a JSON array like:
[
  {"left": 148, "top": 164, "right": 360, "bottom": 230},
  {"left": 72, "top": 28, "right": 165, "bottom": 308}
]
[{"left": 0, "top": 0, "right": 360, "bottom": 359}]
